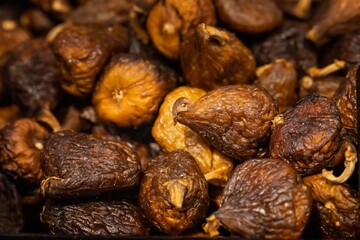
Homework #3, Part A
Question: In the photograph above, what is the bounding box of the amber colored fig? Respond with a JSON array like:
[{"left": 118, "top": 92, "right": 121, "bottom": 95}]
[
  {"left": 180, "top": 24, "right": 255, "bottom": 91},
  {"left": 139, "top": 150, "right": 209, "bottom": 235},
  {"left": 299, "top": 75, "right": 343, "bottom": 99},
  {"left": 93, "top": 54, "right": 177, "bottom": 128},
  {"left": 213, "top": 0, "right": 282, "bottom": 34},
  {"left": 173, "top": 85, "right": 277, "bottom": 161},
  {"left": 303, "top": 173, "right": 360, "bottom": 239},
  {"left": 204, "top": 158, "right": 312, "bottom": 239},
  {"left": 333, "top": 64, "right": 358, "bottom": 139},
  {"left": 52, "top": 25, "right": 118, "bottom": 97},
  {"left": 252, "top": 21, "right": 317, "bottom": 74},
  {"left": 41, "top": 199, "right": 150, "bottom": 236},
  {"left": 270, "top": 94, "right": 343, "bottom": 176},
  {"left": 307, "top": 0, "right": 360, "bottom": 44},
  {"left": 152, "top": 86, "right": 233, "bottom": 186},
  {"left": 254, "top": 59, "right": 298, "bottom": 113},
  {"left": 0, "top": 105, "right": 19, "bottom": 130},
  {"left": 146, "top": 0, "right": 216, "bottom": 60},
  {"left": 0, "top": 172, "right": 23, "bottom": 233},
  {"left": 30, "top": 0, "right": 72, "bottom": 19},
  {"left": 41, "top": 130, "right": 141, "bottom": 199},
  {"left": 0, "top": 119, "right": 48, "bottom": 184}
]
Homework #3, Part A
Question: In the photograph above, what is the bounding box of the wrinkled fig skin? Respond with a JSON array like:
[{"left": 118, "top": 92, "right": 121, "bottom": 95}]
[
  {"left": 139, "top": 150, "right": 209, "bottom": 235},
  {"left": 41, "top": 130, "right": 141, "bottom": 199},
  {"left": 180, "top": 24, "right": 256, "bottom": 91},
  {"left": 303, "top": 174, "right": 360, "bottom": 239},
  {"left": 337, "top": 31, "right": 360, "bottom": 65},
  {"left": 0, "top": 172, "right": 23, "bottom": 233},
  {"left": 254, "top": 59, "right": 298, "bottom": 113},
  {"left": 173, "top": 85, "right": 277, "bottom": 161},
  {"left": 216, "top": 159, "right": 312, "bottom": 239},
  {"left": 92, "top": 54, "right": 177, "bottom": 128},
  {"left": 5, "top": 38, "right": 62, "bottom": 115},
  {"left": 299, "top": 75, "right": 343, "bottom": 99},
  {"left": 270, "top": 94, "right": 342, "bottom": 176},
  {"left": 152, "top": 86, "right": 234, "bottom": 186},
  {"left": 69, "top": 0, "right": 131, "bottom": 27},
  {"left": 52, "top": 25, "right": 116, "bottom": 97},
  {"left": 333, "top": 64, "right": 358, "bottom": 139},
  {"left": 146, "top": 0, "right": 216, "bottom": 60},
  {"left": 214, "top": 0, "right": 282, "bottom": 34},
  {"left": 307, "top": 0, "right": 360, "bottom": 44},
  {"left": 0, "top": 119, "right": 48, "bottom": 184},
  {"left": 252, "top": 21, "right": 317, "bottom": 74},
  {"left": 41, "top": 200, "right": 150, "bottom": 236}
]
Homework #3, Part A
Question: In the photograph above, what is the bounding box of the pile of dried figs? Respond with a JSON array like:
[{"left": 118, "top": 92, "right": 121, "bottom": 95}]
[{"left": 0, "top": 0, "right": 359, "bottom": 239}]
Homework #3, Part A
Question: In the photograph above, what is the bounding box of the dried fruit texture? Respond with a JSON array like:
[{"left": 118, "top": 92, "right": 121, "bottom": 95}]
[
  {"left": 336, "top": 31, "right": 360, "bottom": 66},
  {"left": 0, "top": 105, "right": 19, "bottom": 130},
  {"left": 180, "top": 24, "right": 255, "bottom": 91},
  {"left": 273, "top": 0, "right": 313, "bottom": 19},
  {"left": 152, "top": 86, "right": 233, "bottom": 186},
  {"left": 52, "top": 25, "right": 117, "bottom": 97},
  {"left": 20, "top": 8, "right": 55, "bottom": 35},
  {"left": 303, "top": 173, "right": 360, "bottom": 239},
  {"left": 41, "top": 199, "right": 150, "bottom": 236},
  {"left": 333, "top": 64, "right": 358, "bottom": 139},
  {"left": 139, "top": 150, "right": 209, "bottom": 235},
  {"left": 5, "top": 38, "right": 62, "bottom": 115},
  {"left": 173, "top": 85, "right": 277, "bottom": 161},
  {"left": 0, "top": 172, "right": 23, "bottom": 233},
  {"left": 307, "top": 0, "right": 360, "bottom": 45},
  {"left": 69, "top": 0, "right": 131, "bottom": 27},
  {"left": 208, "top": 159, "right": 312, "bottom": 239},
  {"left": 252, "top": 21, "right": 317, "bottom": 74},
  {"left": 270, "top": 94, "right": 342, "bottom": 176},
  {"left": 146, "top": 0, "right": 216, "bottom": 60},
  {"left": 30, "top": 0, "right": 72, "bottom": 19},
  {"left": 92, "top": 54, "right": 177, "bottom": 128},
  {"left": 0, "top": 119, "right": 48, "bottom": 184},
  {"left": 299, "top": 75, "right": 343, "bottom": 99},
  {"left": 254, "top": 59, "right": 298, "bottom": 113},
  {"left": 214, "top": 0, "right": 282, "bottom": 34},
  {"left": 41, "top": 130, "right": 141, "bottom": 199}
]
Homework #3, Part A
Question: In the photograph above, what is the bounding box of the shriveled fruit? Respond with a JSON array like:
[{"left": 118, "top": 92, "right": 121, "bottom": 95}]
[
  {"left": 152, "top": 86, "right": 233, "bottom": 186},
  {"left": 139, "top": 150, "right": 209, "bottom": 235},
  {"left": 204, "top": 158, "right": 312, "bottom": 239},
  {"left": 92, "top": 54, "right": 177, "bottom": 127},
  {"left": 41, "top": 130, "right": 141, "bottom": 199},
  {"left": 180, "top": 24, "right": 255, "bottom": 91},
  {"left": 173, "top": 85, "right": 277, "bottom": 161}
]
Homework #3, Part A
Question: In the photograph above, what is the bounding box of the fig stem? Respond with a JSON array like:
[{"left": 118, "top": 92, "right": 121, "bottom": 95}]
[
  {"left": 172, "top": 97, "right": 191, "bottom": 124},
  {"left": 204, "top": 166, "right": 229, "bottom": 182},
  {"left": 203, "top": 215, "right": 221, "bottom": 237},
  {"left": 308, "top": 59, "right": 346, "bottom": 78},
  {"left": 300, "top": 76, "right": 314, "bottom": 89},
  {"left": 322, "top": 143, "right": 357, "bottom": 183},
  {"left": 292, "top": 0, "right": 312, "bottom": 19},
  {"left": 164, "top": 179, "right": 188, "bottom": 209},
  {"left": 203, "top": 24, "right": 229, "bottom": 46},
  {"left": 36, "top": 107, "right": 61, "bottom": 132},
  {"left": 272, "top": 114, "right": 285, "bottom": 127}
]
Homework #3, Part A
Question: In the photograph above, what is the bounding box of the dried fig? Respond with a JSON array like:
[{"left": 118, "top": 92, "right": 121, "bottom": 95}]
[
  {"left": 299, "top": 75, "right": 343, "bottom": 99},
  {"left": 273, "top": 0, "right": 313, "bottom": 19},
  {"left": 139, "top": 150, "right": 209, "bottom": 235},
  {"left": 336, "top": 30, "right": 360, "bottom": 66},
  {"left": 152, "top": 86, "right": 233, "bottom": 186},
  {"left": 180, "top": 23, "right": 255, "bottom": 91},
  {"left": 92, "top": 54, "right": 177, "bottom": 127},
  {"left": 146, "top": 0, "right": 216, "bottom": 60},
  {"left": 173, "top": 85, "right": 277, "bottom": 161}
]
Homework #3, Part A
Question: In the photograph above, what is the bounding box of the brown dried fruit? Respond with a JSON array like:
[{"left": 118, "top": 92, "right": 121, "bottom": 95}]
[
  {"left": 152, "top": 86, "right": 233, "bottom": 186},
  {"left": 41, "top": 130, "right": 141, "bottom": 199},
  {"left": 180, "top": 23, "right": 255, "bottom": 91},
  {"left": 173, "top": 85, "right": 277, "bottom": 161},
  {"left": 146, "top": 0, "right": 216, "bottom": 60},
  {"left": 204, "top": 158, "right": 312, "bottom": 239},
  {"left": 92, "top": 54, "right": 177, "bottom": 127},
  {"left": 303, "top": 173, "right": 360, "bottom": 239},
  {"left": 307, "top": 0, "right": 360, "bottom": 44},
  {"left": 299, "top": 75, "right": 343, "bottom": 99},
  {"left": 0, "top": 119, "right": 48, "bottom": 184},
  {"left": 254, "top": 59, "right": 298, "bottom": 113},
  {"left": 30, "top": 0, "right": 72, "bottom": 20},
  {"left": 273, "top": 0, "right": 313, "bottom": 19},
  {"left": 41, "top": 199, "right": 150, "bottom": 236},
  {"left": 252, "top": 21, "right": 317, "bottom": 74},
  {"left": 0, "top": 105, "right": 19, "bottom": 130},
  {"left": 270, "top": 94, "right": 342, "bottom": 176},
  {"left": 333, "top": 64, "right": 358, "bottom": 139},
  {"left": 139, "top": 150, "right": 209, "bottom": 235},
  {"left": 336, "top": 31, "right": 360, "bottom": 66},
  {"left": 214, "top": 0, "right": 282, "bottom": 34},
  {"left": 52, "top": 25, "right": 118, "bottom": 97},
  {"left": 20, "top": 8, "right": 55, "bottom": 35},
  {"left": 0, "top": 172, "right": 23, "bottom": 233}
]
